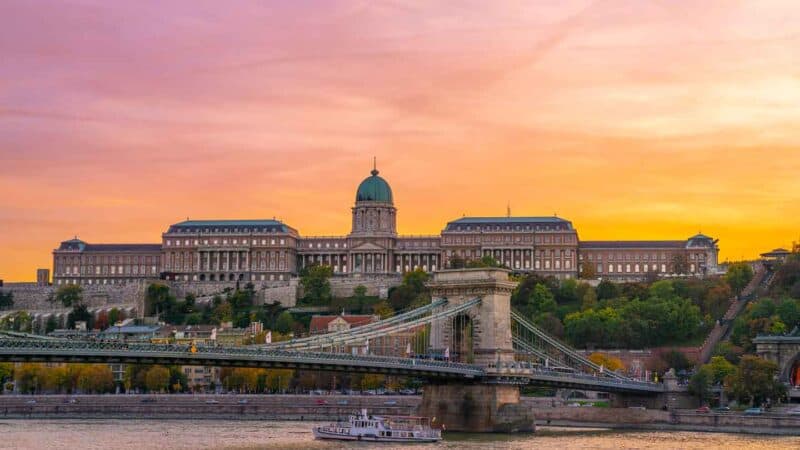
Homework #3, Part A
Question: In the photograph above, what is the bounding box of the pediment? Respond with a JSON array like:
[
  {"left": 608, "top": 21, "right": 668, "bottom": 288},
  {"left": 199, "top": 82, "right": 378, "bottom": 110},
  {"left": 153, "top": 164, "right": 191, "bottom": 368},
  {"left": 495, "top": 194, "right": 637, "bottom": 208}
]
[{"left": 349, "top": 241, "right": 386, "bottom": 251}]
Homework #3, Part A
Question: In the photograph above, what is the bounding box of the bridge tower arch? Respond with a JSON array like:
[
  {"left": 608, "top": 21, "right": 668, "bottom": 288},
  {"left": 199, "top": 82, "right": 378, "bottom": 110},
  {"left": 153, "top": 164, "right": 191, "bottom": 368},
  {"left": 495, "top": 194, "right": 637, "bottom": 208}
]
[
  {"left": 421, "top": 268, "right": 534, "bottom": 432},
  {"left": 428, "top": 268, "right": 517, "bottom": 365}
]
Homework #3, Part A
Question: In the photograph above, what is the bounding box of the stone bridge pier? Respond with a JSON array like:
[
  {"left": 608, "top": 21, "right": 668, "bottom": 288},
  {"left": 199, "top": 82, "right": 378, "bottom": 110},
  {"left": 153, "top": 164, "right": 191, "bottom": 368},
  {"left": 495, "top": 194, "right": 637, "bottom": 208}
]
[{"left": 418, "top": 268, "right": 534, "bottom": 432}]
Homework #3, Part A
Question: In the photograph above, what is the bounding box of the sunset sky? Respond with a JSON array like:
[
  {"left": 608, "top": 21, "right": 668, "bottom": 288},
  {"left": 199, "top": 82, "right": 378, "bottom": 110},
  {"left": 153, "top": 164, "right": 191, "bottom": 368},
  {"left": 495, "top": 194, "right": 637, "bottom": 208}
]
[{"left": 2, "top": 0, "right": 800, "bottom": 281}]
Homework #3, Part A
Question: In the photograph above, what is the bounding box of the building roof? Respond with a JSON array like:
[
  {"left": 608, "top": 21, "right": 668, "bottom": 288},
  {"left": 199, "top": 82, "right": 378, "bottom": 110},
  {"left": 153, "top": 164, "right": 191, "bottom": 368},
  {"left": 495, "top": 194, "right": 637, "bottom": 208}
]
[
  {"left": 356, "top": 168, "right": 393, "bottom": 203},
  {"left": 56, "top": 240, "right": 160, "bottom": 252},
  {"left": 167, "top": 219, "right": 290, "bottom": 233},
  {"left": 579, "top": 240, "right": 686, "bottom": 249},
  {"left": 445, "top": 216, "right": 573, "bottom": 231},
  {"left": 309, "top": 314, "right": 377, "bottom": 334},
  {"left": 84, "top": 243, "right": 162, "bottom": 252},
  {"left": 101, "top": 325, "right": 161, "bottom": 334},
  {"left": 158, "top": 324, "right": 217, "bottom": 337}
]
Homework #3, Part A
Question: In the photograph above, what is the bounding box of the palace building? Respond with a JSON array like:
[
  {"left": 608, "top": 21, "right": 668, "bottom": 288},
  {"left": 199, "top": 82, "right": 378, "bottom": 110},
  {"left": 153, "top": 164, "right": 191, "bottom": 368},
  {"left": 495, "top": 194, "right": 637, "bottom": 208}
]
[{"left": 52, "top": 166, "right": 720, "bottom": 286}]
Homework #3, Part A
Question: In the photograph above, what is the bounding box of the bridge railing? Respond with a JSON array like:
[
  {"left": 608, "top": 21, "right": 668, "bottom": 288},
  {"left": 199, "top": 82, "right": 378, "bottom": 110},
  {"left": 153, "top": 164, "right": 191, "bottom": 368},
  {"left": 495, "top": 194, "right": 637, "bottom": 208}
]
[
  {"left": 265, "top": 298, "right": 448, "bottom": 349},
  {"left": 511, "top": 309, "right": 631, "bottom": 381},
  {"left": 0, "top": 339, "right": 485, "bottom": 375}
]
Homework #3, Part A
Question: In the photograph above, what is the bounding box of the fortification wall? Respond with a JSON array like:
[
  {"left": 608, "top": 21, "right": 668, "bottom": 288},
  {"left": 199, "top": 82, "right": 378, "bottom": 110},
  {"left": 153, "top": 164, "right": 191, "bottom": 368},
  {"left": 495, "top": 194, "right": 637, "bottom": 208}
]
[
  {"left": 326, "top": 275, "right": 402, "bottom": 299},
  {"left": 0, "top": 282, "right": 146, "bottom": 312}
]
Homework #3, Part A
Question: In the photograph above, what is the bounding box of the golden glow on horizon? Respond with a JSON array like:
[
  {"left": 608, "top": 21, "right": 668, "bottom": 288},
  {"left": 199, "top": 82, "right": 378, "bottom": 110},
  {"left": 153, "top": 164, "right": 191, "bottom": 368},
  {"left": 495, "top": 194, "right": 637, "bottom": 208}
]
[{"left": 1, "top": 1, "right": 800, "bottom": 281}]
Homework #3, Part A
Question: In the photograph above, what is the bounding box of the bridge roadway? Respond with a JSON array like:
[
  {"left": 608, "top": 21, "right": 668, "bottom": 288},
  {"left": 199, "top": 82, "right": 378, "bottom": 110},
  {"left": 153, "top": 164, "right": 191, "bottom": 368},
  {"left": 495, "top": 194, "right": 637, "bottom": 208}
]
[{"left": 0, "top": 340, "right": 663, "bottom": 394}]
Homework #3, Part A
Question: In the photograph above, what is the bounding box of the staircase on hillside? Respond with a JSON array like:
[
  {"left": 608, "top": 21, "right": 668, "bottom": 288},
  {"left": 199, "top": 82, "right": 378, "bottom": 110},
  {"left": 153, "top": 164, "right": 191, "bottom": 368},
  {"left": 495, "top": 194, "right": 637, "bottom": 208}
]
[{"left": 696, "top": 262, "right": 767, "bottom": 365}]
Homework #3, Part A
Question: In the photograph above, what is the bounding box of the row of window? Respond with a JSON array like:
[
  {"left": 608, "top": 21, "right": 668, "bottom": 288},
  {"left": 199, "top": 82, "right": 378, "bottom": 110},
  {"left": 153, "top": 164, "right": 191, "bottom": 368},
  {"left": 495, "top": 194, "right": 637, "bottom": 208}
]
[
  {"left": 170, "top": 227, "right": 284, "bottom": 234},
  {"left": 166, "top": 238, "right": 287, "bottom": 247},
  {"left": 56, "top": 255, "right": 157, "bottom": 265},
  {"left": 60, "top": 265, "right": 158, "bottom": 276},
  {"left": 595, "top": 262, "right": 700, "bottom": 274},
  {"left": 582, "top": 252, "right": 707, "bottom": 262},
  {"left": 444, "top": 234, "right": 576, "bottom": 245},
  {"left": 451, "top": 224, "right": 570, "bottom": 232}
]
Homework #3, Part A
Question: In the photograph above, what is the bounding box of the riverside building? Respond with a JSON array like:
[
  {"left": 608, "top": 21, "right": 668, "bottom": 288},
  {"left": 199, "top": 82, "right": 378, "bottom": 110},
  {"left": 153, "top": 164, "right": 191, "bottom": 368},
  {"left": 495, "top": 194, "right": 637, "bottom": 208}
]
[{"left": 52, "top": 165, "right": 720, "bottom": 285}]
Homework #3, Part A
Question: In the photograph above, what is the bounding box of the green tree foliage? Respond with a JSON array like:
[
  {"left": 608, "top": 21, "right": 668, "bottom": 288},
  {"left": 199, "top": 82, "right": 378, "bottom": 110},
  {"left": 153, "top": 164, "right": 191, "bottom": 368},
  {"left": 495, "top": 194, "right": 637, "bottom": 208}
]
[
  {"left": 731, "top": 297, "right": 800, "bottom": 351},
  {"left": 372, "top": 300, "right": 395, "bottom": 319},
  {"left": 299, "top": 264, "right": 333, "bottom": 305},
  {"left": 54, "top": 284, "right": 83, "bottom": 307},
  {"left": 688, "top": 366, "right": 713, "bottom": 404},
  {"left": 564, "top": 293, "right": 703, "bottom": 349},
  {"left": 726, "top": 262, "right": 754, "bottom": 295},
  {"left": 67, "top": 304, "right": 93, "bottom": 330},
  {"left": 555, "top": 278, "right": 580, "bottom": 305},
  {"left": 725, "top": 355, "right": 786, "bottom": 406},
  {"left": 146, "top": 283, "right": 175, "bottom": 316},
  {"left": 274, "top": 311, "right": 296, "bottom": 334},
  {"left": 465, "top": 255, "right": 502, "bottom": 268},
  {"left": 0, "top": 363, "right": 13, "bottom": 384},
  {"left": 0, "top": 290, "right": 13, "bottom": 310},
  {"left": 580, "top": 287, "right": 598, "bottom": 311},
  {"left": 448, "top": 255, "right": 466, "bottom": 269},
  {"left": 389, "top": 269, "right": 429, "bottom": 311},
  {"left": 712, "top": 342, "right": 743, "bottom": 365},
  {"left": 595, "top": 280, "right": 619, "bottom": 301},
  {"left": 144, "top": 365, "right": 171, "bottom": 393}
]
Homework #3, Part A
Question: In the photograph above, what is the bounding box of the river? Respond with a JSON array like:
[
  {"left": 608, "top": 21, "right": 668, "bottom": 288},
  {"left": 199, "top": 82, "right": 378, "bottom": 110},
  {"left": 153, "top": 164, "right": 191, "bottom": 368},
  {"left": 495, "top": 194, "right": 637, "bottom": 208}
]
[{"left": 0, "top": 420, "right": 798, "bottom": 449}]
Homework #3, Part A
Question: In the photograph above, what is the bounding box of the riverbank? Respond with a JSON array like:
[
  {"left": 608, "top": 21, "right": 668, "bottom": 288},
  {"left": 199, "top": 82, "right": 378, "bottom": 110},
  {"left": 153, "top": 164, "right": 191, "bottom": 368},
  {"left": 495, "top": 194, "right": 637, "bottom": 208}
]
[
  {"left": 1, "top": 394, "right": 799, "bottom": 435},
  {"left": 533, "top": 405, "right": 800, "bottom": 436}
]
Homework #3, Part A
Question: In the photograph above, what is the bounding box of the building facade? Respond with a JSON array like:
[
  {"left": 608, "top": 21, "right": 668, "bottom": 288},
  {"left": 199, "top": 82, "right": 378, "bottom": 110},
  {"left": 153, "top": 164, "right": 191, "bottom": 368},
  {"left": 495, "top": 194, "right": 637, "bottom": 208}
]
[{"left": 52, "top": 166, "right": 720, "bottom": 285}]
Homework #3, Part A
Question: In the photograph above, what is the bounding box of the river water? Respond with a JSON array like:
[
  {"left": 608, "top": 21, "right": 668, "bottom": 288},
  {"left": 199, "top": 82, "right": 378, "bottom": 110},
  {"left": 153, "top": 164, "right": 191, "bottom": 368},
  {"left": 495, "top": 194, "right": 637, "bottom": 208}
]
[{"left": 0, "top": 420, "right": 798, "bottom": 449}]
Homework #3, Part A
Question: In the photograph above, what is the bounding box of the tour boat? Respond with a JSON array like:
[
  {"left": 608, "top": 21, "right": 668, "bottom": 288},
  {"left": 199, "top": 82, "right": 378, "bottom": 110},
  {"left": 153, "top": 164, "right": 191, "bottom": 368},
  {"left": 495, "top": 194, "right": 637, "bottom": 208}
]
[{"left": 313, "top": 409, "right": 442, "bottom": 443}]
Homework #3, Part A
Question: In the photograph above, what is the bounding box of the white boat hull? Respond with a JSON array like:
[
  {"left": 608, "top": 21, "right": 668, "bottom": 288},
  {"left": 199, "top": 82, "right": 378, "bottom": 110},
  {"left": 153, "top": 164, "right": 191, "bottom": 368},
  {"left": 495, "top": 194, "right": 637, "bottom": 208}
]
[{"left": 313, "top": 427, "right": 442, "bottom": 443}]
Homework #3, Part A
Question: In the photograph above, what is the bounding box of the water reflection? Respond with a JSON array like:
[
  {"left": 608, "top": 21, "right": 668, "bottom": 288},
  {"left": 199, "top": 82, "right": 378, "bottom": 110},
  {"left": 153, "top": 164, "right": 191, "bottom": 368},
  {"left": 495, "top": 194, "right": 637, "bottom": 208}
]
[{"left": 0, "top": 420, "right": 797, "bottom": 450}]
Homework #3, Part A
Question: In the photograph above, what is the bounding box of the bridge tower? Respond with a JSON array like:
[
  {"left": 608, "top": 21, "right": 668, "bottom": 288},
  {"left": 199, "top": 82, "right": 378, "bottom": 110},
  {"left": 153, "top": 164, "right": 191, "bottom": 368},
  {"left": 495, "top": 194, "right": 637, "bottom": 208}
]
[{"left": 419, "top": 268, "right": 534, "bottom": 432}]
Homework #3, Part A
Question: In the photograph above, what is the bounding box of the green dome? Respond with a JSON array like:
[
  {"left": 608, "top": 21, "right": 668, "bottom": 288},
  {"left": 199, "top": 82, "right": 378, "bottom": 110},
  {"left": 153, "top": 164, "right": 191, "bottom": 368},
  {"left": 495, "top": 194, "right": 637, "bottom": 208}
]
[{"left": 356, "top": 168, "right": 393, "bottom": 203}]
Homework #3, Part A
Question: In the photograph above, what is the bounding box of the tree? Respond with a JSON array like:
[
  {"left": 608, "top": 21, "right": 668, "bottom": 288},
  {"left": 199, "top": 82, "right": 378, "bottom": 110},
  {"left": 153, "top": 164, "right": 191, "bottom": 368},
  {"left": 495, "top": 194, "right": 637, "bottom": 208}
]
[
  {"left": 704, "top": 283, "right": 733, "bottom": 319},
  {"left": 372, "top": 301, "right": 394, "bottom": 319},
  {"left": 299, "top": 264, "right": 333, "bottom": 305},
  {"left": 725, "top": 355, "right": 786, "bottom": 406},
  {"left": 580, "top": 288, "right": 597, "bottom": 311},
  {"left": 588, "top": 352, "right": 625, "bottom": 372},
  {"left": 649, "top": 280, "right": 675, "bottom": 300},
  {"left": 688, "top": 366, "right": 713, "bottom": 404},
  {"left": 595, "top": 280, "right": 619, "bottom": 301},
  {"left": 530, "top": 284, "right": 557, "bottom": 314},
  {"left": 0, "top": 362, "right": 14, "bottom": 385},
  {"left": 579, "top": 263, "right": 596, "bottom": 280},
  {"left": 274, "top": 311, "right": 295, "bottom": 334},
  {"left": 466, "top": 255, "right": 502, "bottom": 268},
  {"left": 352, "top": 285, "right": 368, "bottom": 312},
  {"left": 146, "top": 283, "right": 176, "bottom": 317},
  {"left": 67, "top": 304, "right": 93, "bottom": 330},
  {"left": 15, "top": 364, "right": 45, "bottom": 394},
  {"left": 555, "top": 279, "right": 579, "bottom": 305},
  {"left": 108, "top": 308, "right": 121, "bottom": 326},
  {"left": 726, "top": 262, "right": 754, "bottom": 295},
  {"left": 77, "top": 365, "right": 114, "bottom": 393},
  {"left": 144, "top": 365, "right": 170, "bottom": 393},
  {"left": 54, "top": 284, "right": 83, "bottom": 307},
  {"left": 448, "top": 255, "right": 466, "bottom": 269},
  {"left": 706, "top": 356, "right": 736, "bottom": 385}
]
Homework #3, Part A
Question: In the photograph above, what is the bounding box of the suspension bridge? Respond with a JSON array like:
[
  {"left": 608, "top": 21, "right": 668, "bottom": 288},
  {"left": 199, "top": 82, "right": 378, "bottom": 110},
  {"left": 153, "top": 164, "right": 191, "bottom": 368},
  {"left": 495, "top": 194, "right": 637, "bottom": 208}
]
[{"left": 0, "top": 268, "right": 676, "bottom": 431}]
